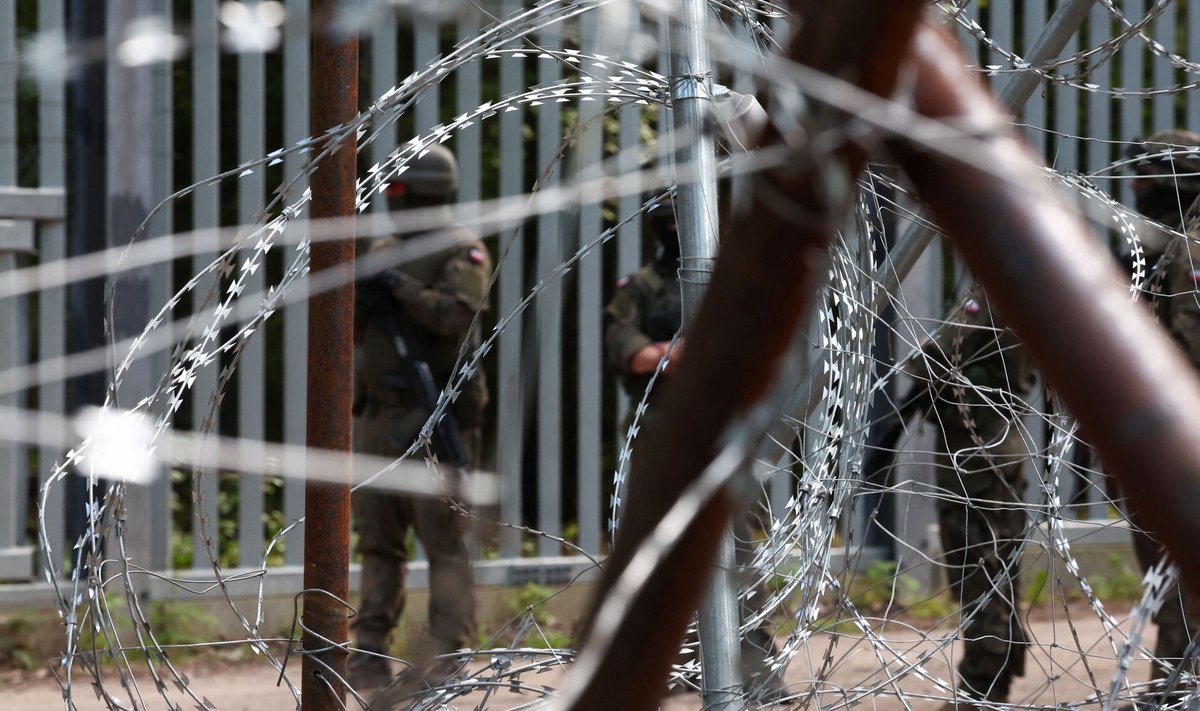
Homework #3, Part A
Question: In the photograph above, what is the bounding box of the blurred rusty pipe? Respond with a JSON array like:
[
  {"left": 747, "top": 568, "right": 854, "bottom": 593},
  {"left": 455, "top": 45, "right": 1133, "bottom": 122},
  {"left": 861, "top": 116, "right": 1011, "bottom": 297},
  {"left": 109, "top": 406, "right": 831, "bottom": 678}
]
[{"left": 301, "top": 1, "right": 358, "bottom": 708}]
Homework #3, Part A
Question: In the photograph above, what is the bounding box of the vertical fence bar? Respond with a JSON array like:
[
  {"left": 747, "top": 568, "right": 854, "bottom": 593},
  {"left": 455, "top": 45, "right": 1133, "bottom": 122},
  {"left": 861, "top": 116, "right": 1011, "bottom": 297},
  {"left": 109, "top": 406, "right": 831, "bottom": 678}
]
[
  {"left": 456, "top": 15, "right": 482, "bottom": 224},
  {"left": 237, "top": 1, "right": 268, "bottom": 569},
  {"left": 282, "top": 0, "right": 310, "bottom": 569},
  {"left": 151, "top": 0, "right": 175, "bottom": 572},
  {"left": 612, "top": 21, "right": 644, "bottom": 537},
  {"left": 1150, "top": 6, "right": 1174, "bottom": 133},
  {"left": 496, "top": 0, "right": 526, "bottom": 559},
  {"left": 0, "top": 0, "right": 27, "bottom": 579},
  {"left": 1051, "top": 30, "right": 1079, "bottom": 172},
  {"left": 535, "top": 23, "right": 564, "bottom": 559},
  {"left": 1020, "top": 0, "right": 1048, "bottom": 157},
  {"left": 574, "top": 12, "right": 603, "bottom": 556},
  {"left": 106, "top": 0, "right": 172, "bottom": 572},
  {"left": 191, "top": 1, "right": 222, "bottom": 570},
  {"left": 1118, "top": 0, "right": 1145, "bottom": 208},
  {"left": 1190, "top": 1, "right": 1200, "bottom": 130},
  {"left": 989, "top": 0, "right": 1013, "bottom": 95},
  {"left": 0, "top": 0, "right": 13, "bottom": 179},
  {"left": 301, "top": 0, "right": 357, "bottom": 705},
  {"left": 36, "top": 0, "right": 68, "bottom": 576},
  {"left": 1085, "top": 2, "right": 1111, "bottom": 179},
  {"left": 368, "top": 8, "right": 396, "bottom": 218},
  {"left": 415, "top": 17, "right": 439, "bottom": 135}
]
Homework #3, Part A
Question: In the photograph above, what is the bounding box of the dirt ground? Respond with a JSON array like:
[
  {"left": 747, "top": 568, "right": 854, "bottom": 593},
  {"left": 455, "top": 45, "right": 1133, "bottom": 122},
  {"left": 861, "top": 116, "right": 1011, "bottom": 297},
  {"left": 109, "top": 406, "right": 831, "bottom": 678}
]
[{"left": 3, "top": 602, "right": 1161, "bottom": 709}]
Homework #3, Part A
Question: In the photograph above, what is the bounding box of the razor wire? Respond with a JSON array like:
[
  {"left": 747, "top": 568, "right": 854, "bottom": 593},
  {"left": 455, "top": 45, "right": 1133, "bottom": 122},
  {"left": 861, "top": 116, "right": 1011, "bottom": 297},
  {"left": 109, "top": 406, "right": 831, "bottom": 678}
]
[{"left": 3, "top": 0, "right": 1200, "bottom": 709}]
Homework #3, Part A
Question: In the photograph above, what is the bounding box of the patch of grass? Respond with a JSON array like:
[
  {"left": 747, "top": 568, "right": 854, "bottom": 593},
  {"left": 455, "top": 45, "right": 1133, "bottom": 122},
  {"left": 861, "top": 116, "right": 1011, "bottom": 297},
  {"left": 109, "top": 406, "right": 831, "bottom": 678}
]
[
  {"left": 847, "top": 560, "right": 922, "bottom": 612},
  {"left": 0, "top": 615, "right": 41, "bottom": 670},
  {"left": 1025, "top": 569, "right": 1050, "bottom": 606},
  {"left": 501, "top": 582, "right": 574, "bottom": 649},
  {"left": 1087, "top": 553, "right": 1143, "bottom": 602}
]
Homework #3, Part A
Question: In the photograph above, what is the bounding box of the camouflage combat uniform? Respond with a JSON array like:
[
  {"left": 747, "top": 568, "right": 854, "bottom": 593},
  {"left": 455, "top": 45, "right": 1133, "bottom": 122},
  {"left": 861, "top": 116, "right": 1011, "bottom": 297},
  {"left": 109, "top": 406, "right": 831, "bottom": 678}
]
[
  {"left": 352, "top": 218, "right": 492, "bottom": 662},
  {"left": 603, "top": 263, "right": 682, "bottom": 401},
  {"left": 910, "top": 295, "right": 1035, "bottom": 702},
  {"left": 1133, "top": 220, "right": 1200, "bottom": 680},
  {"left": 604, "top": 258, "right": 784, "bottom": 693}
]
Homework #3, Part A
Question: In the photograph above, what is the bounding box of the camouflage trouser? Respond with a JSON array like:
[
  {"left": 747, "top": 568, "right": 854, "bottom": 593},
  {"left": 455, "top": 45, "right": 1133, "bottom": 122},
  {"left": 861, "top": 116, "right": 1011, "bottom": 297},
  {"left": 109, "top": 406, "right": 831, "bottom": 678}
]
[
  {"left": 1130, "top": 517, "right": 1200, "bottom": 681},
  {"left": 351, "top": 402, "right": 476, "bottom": 656},
  {"left": 937, "top": 425, "right": 1029, "bottom": 701}
]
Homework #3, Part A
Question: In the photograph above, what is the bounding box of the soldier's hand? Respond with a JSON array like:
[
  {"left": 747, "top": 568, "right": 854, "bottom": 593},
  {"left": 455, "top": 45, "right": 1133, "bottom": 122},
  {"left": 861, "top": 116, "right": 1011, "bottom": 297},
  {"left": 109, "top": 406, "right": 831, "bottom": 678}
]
[{"left": 628, "top": 341, "right": 679, "bottom": 375}]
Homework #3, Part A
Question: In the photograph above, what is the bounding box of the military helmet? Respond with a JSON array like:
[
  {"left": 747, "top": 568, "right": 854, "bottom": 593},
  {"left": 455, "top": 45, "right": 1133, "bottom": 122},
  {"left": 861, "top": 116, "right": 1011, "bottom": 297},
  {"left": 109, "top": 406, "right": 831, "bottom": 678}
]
[
  {"left": 391, "top": 144, "right": 459, "bottom": 197},
  {"left": 1128, "top": 130, "right": 1200, "bottom": 189}
]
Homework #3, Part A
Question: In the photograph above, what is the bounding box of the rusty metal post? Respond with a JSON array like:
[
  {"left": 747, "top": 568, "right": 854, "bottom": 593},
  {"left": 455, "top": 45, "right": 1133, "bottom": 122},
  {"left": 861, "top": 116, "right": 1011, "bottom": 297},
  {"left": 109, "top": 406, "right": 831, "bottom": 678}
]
[{"left": 302, "top": 1, "right": 358, "bottom": 708}]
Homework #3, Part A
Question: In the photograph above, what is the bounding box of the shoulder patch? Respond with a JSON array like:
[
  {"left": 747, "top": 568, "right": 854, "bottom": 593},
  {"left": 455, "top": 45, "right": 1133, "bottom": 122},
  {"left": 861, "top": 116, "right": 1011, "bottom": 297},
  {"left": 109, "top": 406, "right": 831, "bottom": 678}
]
[
  {"left": 467, "top": 248, "right": 486, "bottom": 266},
  {"left": 964, "top": 298, "right": 981, "bottom": 315},
  {"left": 1189, "top": 269, "right": 1200, "bottom": 283},
  {"left": 616, "top": 276, "right": 631, "bottom": 289}
]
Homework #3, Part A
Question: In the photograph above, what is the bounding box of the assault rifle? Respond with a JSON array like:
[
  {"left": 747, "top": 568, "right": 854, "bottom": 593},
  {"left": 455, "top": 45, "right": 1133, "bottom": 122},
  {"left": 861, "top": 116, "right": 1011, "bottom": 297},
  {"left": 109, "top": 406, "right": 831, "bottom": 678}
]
[{"left": 357, "top": 276, "right": 471, "bottom": 468}]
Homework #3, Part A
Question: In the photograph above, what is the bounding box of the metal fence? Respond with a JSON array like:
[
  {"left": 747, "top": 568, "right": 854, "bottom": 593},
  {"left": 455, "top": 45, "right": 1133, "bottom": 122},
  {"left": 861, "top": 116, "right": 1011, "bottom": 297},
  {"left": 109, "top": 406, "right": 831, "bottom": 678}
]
[{"left": 0, "top": 0, "right": 1195, "bottom": 598}]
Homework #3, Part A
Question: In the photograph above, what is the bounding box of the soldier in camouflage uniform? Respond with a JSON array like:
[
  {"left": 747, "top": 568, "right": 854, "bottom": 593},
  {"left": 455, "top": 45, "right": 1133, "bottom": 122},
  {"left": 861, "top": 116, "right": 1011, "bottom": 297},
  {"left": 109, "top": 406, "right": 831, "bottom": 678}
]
[
  {"left": 900, "top": 293, "right": 1035, "bottom": 709},
  {"left": 1124, "top": 130, "right": 1200, "bottom": 690},
  {"left": 603, "top": 199, "right": 786, "bottom": 698},
  {"left": 349, "top": 145, "right": 492, "bottom": 691},
  {"left": 604, "top": 199, "right": 684, "bottom": 400}
]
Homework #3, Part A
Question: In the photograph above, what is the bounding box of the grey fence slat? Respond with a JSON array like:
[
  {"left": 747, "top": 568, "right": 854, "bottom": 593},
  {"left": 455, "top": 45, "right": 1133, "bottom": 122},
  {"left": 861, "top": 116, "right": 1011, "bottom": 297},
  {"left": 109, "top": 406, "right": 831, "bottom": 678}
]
[
  {"left": 1021, "top": 0, "right": 1048, "bottom": 157},
  {"left": 2, "top": 0, "right": 25, "bottom": 557},
  {"left": 575, "top": 13, "right": 603, "bottom": 555},
  {"left": 1151, "top": 7, "right": 1174, "bottom": 133},
  {"left": 0, "top": 249, "right": 20, "bottom": 561},
  {"left": 415, "top": 18, "right": 439, "bottom": 135},
  {"left": 1118, "top": 0, "right": 1145, "bottom": 208},
  {"left": 1191, "top": 2, "right": 1200, "bottom": 130},
  {"left": 103, "top": 1, "right": 171, "bottom": 572},
  {"left": 35, "top": 0, "right": 67, "bottom": 578},
  {"left": 1085, "top": 3, "right": 1112, "bottom": 178},
  {"left": 282, "top": 0, "right": 309, "bottom": 568},
  {"left": 36, "top": 223, "right": 66, "bottom": 575},
  {"left": 236, "top": 5, "right": 267, "bottom": 569},
  {"left": 536, "top": 23, "right": 564, "bottom": 558},
  {"left": 496, "top": 0, "right": 525, "bottom": 559},
  {"left": 0, "top": 0, "right": 14, "bottom": 185},
  {"left": 192, "top": 1, "right": 222, "bottom": 570},
  {"left": 613, "top": 74, "right": 643, "bottom": 524},
  {"left": 368, "top": 13, "right": 397, "bottom": 217},
  {"left": 1052, "top": 30, "right": 1080, "bottom": 172},
  {"left": 456, "top": 17, "right": 482, "bottom": 223},
  {"left": 989, "top": 0, "right": 1013, "bottom": 94},
  {"left": 147, "top": 0, "right": 175, "bottom": 571}
]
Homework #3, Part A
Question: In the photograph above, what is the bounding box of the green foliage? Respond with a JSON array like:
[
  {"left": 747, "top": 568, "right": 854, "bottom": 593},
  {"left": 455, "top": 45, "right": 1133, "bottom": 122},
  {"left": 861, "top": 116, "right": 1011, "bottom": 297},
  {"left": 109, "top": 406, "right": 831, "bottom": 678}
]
[
  {"left": 145, "top": 602, "right": 222, "bottom": 659},
  {"left": 847, "top": 560, "right": 922, "bottom": 612},
  {"left": 505, "top": 582, "right": 556, "bottom": 624},
  {"left": 501, "top": 582, "right": 574, "bottom": 649},
  {"left": 0, "top": 614, "right": 40, "bottom": 670},
  {"left": 1025, "top": 568, "right": 1051, "bottom": 606},
  {"left": 1087, "top": 553, "right": 1143, "bottom": 602},
  {"left": 168, "top": 470, "right": 289, "bottom": 570},
  {"left": 905, "top": 593, "right": 957, "bottom": 621}
]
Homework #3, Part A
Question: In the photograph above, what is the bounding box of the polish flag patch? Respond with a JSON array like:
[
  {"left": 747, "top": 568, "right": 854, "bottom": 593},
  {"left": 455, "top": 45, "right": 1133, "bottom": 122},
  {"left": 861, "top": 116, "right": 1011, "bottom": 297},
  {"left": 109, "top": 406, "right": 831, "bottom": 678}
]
[
  {"left": 616, "top": 276, "right": 630, "bottom": 289},
  {"left": 1189, "top": 269, "right": 1200, "bottom": 282},
  {"left": 467, "top": 248, "right": 486, "bottom": 265}
]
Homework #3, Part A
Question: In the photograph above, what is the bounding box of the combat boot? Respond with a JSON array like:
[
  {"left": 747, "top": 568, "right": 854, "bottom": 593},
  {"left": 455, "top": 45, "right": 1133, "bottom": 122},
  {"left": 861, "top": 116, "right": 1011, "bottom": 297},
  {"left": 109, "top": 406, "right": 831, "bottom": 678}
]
[{"left": 347, "top": 645, "right": 394, "bottom": 691}]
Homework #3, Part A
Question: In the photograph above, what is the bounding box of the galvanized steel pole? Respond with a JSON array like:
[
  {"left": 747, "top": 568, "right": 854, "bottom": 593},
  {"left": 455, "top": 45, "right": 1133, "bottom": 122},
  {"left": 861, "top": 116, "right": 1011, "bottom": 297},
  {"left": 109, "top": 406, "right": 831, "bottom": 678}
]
[
  {"left": 302, "top": 1, "right": 358, "bottom": 708},
  {"left": 668, "top": 0, "right": 741, "bottom": 706}
]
